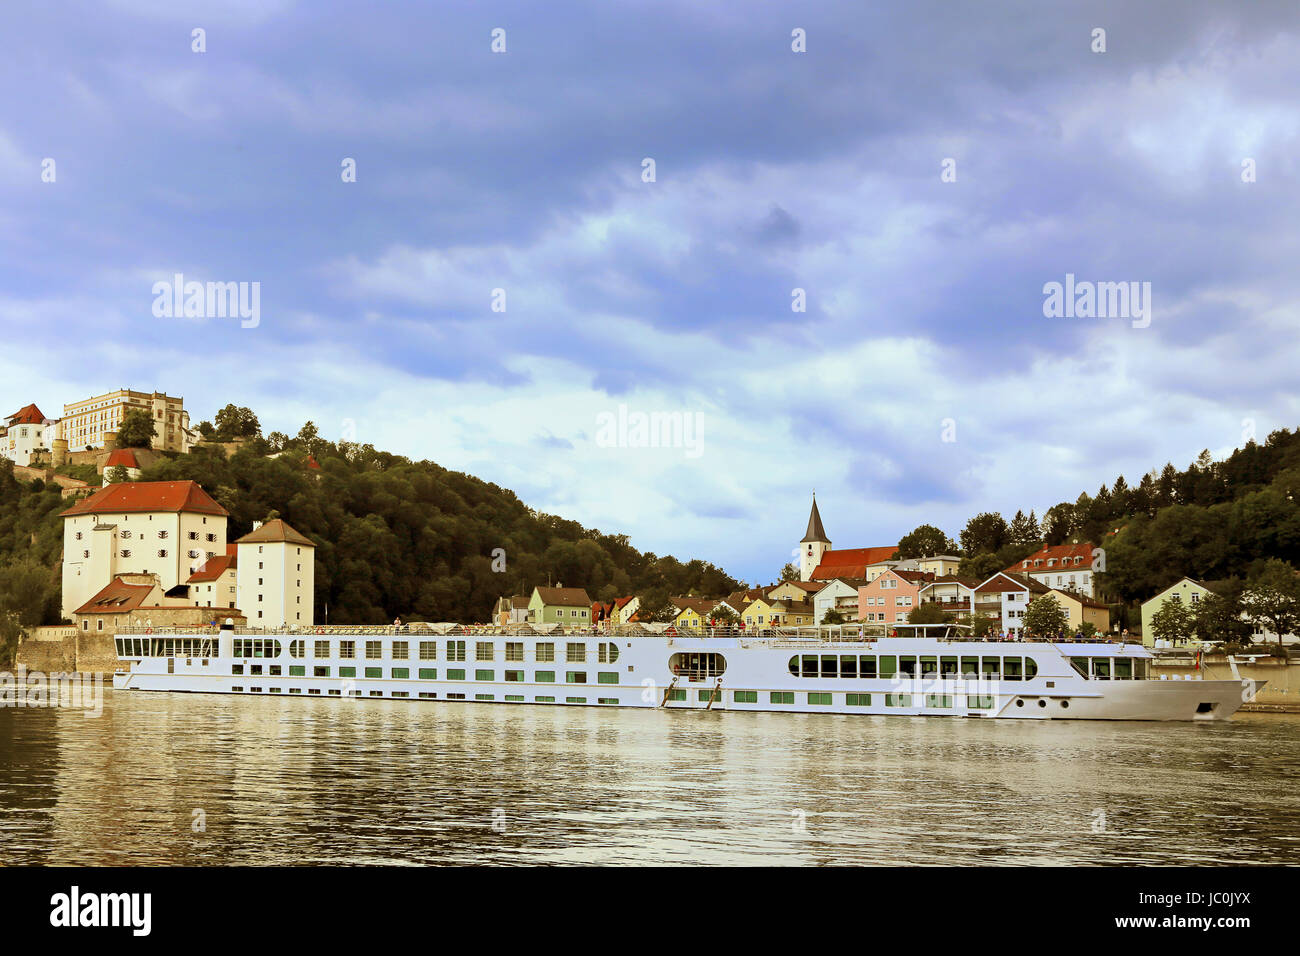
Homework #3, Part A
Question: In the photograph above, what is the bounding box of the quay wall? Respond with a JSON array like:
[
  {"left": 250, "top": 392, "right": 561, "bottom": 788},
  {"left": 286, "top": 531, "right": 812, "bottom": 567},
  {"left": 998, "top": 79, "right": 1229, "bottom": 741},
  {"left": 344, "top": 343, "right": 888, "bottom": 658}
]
[{"left": 15, "top": 632, "right": 119, "bottom": 675}]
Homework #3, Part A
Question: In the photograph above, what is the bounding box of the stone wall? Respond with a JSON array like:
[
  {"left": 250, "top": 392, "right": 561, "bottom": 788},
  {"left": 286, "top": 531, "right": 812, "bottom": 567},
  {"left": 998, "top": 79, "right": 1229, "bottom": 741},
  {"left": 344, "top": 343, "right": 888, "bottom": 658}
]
[{"left": 16, "top": 633, "right": 119, "bottom": 675}]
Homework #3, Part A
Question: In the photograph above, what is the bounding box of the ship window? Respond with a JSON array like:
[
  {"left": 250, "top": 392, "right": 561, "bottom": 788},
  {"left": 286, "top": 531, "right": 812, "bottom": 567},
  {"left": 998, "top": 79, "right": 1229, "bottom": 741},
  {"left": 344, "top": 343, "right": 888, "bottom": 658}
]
[
  {"left": 885, "top": 694, "right": 912, "bottom": 707},
  {"left": 392, "top": 641, "right": 408, "bottom": 660},
  {"left": 477, "top": 669, "right": 496, "bottom": 681},
  {"left": 339, "top": 666, "right": 355, "bottom": 677},
  {"left": 446, "top": 641, "right": 465, "bottom": 661},
  {"left": 314, "top": 666, "right": 330, "bottom": 677},
  {"left": 981, "top": 657, "right": 1001, "bottom": 680},
  {"left": 940, "top": 656, "right": 959, "bottom": 678},
  {"left": 419, "top": 641, "right": 437, "bottom": 660},
  {"left": 1093, "top": 659, "right": 1111, "bottom": 680},
  {"left": 1025, "top": 658, "right": 1038, "bottom": 679},
  {"left": 878, "top": 656, "right": 897, "bottom": 679},
  {"left": 598, "top": 642, "right": 620, "bottom": 664},
  {"left": 535, "top": 671, "right": 555, "bottom": 683},
  {"left": 566, "top": 643, "right": 586, "bottom": 663},
  {"left": 314, "top": 639, "right": 329, "bottom": 657},
  {"left": 926, "top": 695, "right": 953, "bottom": 708},
  {"left": 1069, "top": 657, "right": 1090, "bottom": 679},
  {"left": 839, "top": 656, "right": 857, "bottom": 678},
  {"left": 859, "top": 656, "right": 877, "bottom": 678},
  {"left": 1004, "top": 658, "right": 1023, "bottom": 681},
  {"left": 801, "top": 655, "right": 817, "bottom": 677},
  {"left": 770, "top": 692, "right": 794, "bottom": 704},
  {"left": 1114, "top": 659, "right": 1133, "bottom": 680},
  {"left": 365, "top": 667, "right": 382, "bottom": 678},
  {"left": 921, "top": 656, "right": 938, "bottom": 679},
  {"left": 506, "top": 642, "right": 524, "bottom": 662},
  {"left": 898, "top": 656, "right": 918, "bottom": 678},
  {"left": 289, "top": 640, "right": 304, "bottom": 658},
  {"left": 365, "top": 641, "right": 382, "bottom": 660},
  {"left": 808, "top": 692, "right": 832, "bottom": 706},
  {"left": 789, "top": 656, "right": 800, "bottom": 676},
  {"left": 477, "top": 641, "right": 495, "bottom": 661},
  {"left": 820, "top": 656, "right": 838, "bottom": 678},
  {"left": 968, "top": 696, "right": 994, "bottom": 709},
  {"left": 961, "top": 656, "right": 979, "bottom": 677},
  {"left": 340, "top": 640, "right": 355, "bottom": 659},
  {"left": 536, "top": 643, "right": 555, "bottom": 662}
]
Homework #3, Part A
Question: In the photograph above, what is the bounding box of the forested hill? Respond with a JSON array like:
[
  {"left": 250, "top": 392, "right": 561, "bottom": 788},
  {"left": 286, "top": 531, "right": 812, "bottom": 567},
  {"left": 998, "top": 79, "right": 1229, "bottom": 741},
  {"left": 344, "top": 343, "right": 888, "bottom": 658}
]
[
  {"left": 0, "top": 432, "right": 741, "bottom": 626},
  {"left": 942, "top": 427, "right": 1300, "bottom": 606}
]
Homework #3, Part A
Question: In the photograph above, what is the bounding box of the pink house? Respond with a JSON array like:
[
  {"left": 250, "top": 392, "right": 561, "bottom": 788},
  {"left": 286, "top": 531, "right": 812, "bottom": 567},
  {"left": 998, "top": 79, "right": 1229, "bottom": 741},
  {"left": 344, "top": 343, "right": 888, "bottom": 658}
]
[{"left": 858, "top": 569, "right": 935, "bottom": 626}]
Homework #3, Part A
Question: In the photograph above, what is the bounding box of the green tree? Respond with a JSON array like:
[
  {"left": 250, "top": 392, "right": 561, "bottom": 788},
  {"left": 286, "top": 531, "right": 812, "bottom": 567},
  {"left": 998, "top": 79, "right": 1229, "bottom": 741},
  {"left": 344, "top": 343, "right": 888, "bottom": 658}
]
[
  {"left": 1021, "top": 594, "right": 1067, "bottom": 638},
  {"left": 213, "top": 404, "right": 261, "bottom": 440},
  {"left": 1008, "top": 509, "right": 1042, "bottom": 548},
  {"left": 960, "top": 512, "right": 1009, "bottom": 556},
  {"left": 1149, "top": 597, "right": 1195, "bottom": 646},
  {"left": 1241, "top": 559, "right": 1300, "bottom": 654},
  {"left": 821, "top": 608, "right": 848, "bottom": 625},
  {"left": 778, "top": 562, "right": 799, "bottom": 582},
  {"left": 908, "top": 602, "right": 952, "bottom": 625},
  {"left": 117, "top": 409, "right": 157, "bottom": 449},
  {"left": 106, "top": 465, "right": 130, "bottom": 484},
  {"left": 1192, "top": 591, "right": 1252, "bottom": 647},
  {"left": 896, "top": 524, "right": 952, "bottom": 559}
]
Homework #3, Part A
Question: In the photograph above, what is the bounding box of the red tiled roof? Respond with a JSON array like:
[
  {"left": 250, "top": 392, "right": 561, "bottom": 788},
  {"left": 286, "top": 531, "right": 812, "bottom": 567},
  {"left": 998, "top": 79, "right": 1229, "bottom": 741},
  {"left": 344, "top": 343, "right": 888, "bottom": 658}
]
[
  {"left": 75, "top": 576, "right": 158, "bottom": 615},
  {"left": 60, "top": 480, "right": 228, "bottom": 518},
  {"left": 811, "top": 546, "right": 898, "bottom": 580},
  {"left": 187, "top": 553, "right": 237, "bottom": 583},
  {"left": 1006, "top": 542, "right": 1095, "bottom": 575},
  {"left": 6, "top": 403, "right": 46, "bottom": 425},
  {"left": 975, "top": 571, "right": 1051, "bottom": 594},
  {"left": 104, "top": 448, "right": 139, "bottom": 469},
  {"left": 533, "top": 587, "right": 591, "bottom": 607}
]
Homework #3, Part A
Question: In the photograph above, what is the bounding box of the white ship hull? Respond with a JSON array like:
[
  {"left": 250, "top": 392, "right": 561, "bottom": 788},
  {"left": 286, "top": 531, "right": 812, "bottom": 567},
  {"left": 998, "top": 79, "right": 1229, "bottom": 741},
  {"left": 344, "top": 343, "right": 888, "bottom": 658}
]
[{"left": 110, "top": 629, "right": 1261, "bottom": 721}]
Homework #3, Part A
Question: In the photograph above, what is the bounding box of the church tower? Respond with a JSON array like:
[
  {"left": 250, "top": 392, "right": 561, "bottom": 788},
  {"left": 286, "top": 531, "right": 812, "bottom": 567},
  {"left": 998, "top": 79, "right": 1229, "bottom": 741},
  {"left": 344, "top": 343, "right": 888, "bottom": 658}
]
[{"left": 799, "top": 495, "right": 831, "bottom": 582}]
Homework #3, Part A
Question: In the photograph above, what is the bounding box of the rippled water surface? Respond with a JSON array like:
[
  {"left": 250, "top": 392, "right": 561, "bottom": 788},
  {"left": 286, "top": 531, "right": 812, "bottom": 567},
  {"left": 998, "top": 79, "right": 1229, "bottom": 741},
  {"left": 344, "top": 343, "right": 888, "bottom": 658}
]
[{"left": 2, "top": 690, "right": 1298, "bottom": 865}]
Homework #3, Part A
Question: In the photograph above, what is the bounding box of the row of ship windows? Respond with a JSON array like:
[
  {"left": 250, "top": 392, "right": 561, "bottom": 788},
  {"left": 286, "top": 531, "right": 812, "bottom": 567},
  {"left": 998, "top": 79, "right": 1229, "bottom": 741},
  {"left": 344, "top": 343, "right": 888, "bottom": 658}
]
[
  {"left": 231, "top": 664, "right": 624, "bottom": 683},
  {"left": 233, "top": 638, "right": 621, "bottom": 664},
  {"left": 221, "top": 687, "right": 1003, "bottom": 710},
  {"left": 788, "top": 654, "right": 1042, "bottom": 681}
]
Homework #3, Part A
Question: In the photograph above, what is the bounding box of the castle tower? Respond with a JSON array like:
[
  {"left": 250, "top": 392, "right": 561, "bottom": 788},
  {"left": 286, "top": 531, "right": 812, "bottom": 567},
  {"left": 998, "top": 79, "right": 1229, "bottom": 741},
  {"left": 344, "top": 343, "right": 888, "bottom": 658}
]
[{"left": 799, "top": 495, "right": 831, "bottom": 582}]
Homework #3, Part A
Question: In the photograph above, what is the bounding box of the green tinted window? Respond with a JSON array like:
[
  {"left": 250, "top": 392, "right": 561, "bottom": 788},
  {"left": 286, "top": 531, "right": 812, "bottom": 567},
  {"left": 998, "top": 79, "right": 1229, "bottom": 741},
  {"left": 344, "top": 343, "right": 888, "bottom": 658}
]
[
  {"left": 364, "top": 667, "right": 382, "bottom": 679},
  {"left": 418, "top": 668, "right": 437, "bottom": 679},
  {"left": 733, "top": 690, "right": 758, "bottom": 703},
  {"left": 878, "top": 656, "right": 896, "bottom": 679},
  {"left": 535, "top": 670, "right": 555, "bottom": 683},
  {"left": 289, "top": 665, "right": 305, "bottom": 677},
  {"left": 391, "top": 667, "right": 409, "bottom": 679},
  {"left": 846, "top": 693, "right": 871, "bottom": 706},
  {"left": 475, "top": 669, "right": 494, "bottom": 681},
  {"left": 770, "top": 691, "right": 794, "bottom": 704},
  {"left": 447, "top": 668, "right": 465, "bottom": 680},
  {"left": 808, "top": 692, "right": 832, "bottom": 706}
]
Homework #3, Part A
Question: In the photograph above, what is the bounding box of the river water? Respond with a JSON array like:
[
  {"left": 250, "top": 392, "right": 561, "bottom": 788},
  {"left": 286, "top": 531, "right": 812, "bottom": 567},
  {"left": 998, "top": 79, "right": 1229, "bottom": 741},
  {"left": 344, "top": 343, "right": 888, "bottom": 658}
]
[{"left": 1, "top": 689, "right": 1297, "bottom": 865}]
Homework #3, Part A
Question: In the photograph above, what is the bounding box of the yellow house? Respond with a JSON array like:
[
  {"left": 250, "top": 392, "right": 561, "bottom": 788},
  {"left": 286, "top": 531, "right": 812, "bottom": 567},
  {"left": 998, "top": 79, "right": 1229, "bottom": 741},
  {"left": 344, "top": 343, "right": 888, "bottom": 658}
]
[
  {"left": 672, "top": 598, "right": 721, "bottom": 629},
  {"left": 1140, "top": 577, "right": 1214, "bottom": 646},
  {"left": 767, "top": 580, "right": 823, "bottom": 603},
  {"left": 740, "top": 597, "right": 814, "bottom": 628},
  {"left": 1047, "top": 588, "right": 1111, "bottom": 635}
]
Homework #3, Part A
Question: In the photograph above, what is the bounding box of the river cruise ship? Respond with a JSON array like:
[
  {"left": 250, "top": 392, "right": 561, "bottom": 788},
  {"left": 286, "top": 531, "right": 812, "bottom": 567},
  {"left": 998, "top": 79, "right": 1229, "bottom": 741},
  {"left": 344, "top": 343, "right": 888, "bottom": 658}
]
[{"left": 110, "top": 622, "right": 1261, "bottom": 721}]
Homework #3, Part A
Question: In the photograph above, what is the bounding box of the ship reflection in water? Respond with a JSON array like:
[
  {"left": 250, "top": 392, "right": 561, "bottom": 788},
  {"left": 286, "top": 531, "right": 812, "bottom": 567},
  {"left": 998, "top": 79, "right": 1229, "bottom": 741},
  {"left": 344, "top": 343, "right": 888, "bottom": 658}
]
[{"left": 1, "top": 690, "right": 1297, "bottom": 866}]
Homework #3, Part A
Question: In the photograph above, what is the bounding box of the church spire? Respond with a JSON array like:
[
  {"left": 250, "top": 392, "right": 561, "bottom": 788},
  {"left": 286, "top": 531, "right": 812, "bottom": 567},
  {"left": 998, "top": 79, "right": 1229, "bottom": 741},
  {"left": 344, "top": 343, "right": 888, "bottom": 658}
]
[{"left": 801, "top": 494, "right": 829, "bottom": 544}]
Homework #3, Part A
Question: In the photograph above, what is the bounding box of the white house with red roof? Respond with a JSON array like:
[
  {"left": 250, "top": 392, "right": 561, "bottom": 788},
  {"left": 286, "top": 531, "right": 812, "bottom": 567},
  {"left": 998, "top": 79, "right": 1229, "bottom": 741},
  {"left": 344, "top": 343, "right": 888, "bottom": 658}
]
[
  {"left": 973, "top": 571, "right": 1052, "bottom": 637},
  {"left": 1005, "top": 542, "right": 1098, "bottom": 597},
  {"left": 2, "top": 403, "right": 56, "bottom": 467},
  {"left": 59, "top": 480, "right": 231, "bottom": 620}
]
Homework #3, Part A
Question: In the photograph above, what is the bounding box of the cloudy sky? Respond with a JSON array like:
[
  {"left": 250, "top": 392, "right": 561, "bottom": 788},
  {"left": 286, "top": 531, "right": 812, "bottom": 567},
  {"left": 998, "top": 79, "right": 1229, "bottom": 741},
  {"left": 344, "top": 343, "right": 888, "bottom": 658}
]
[{"left": 3, "top": 0, "right": 1299, "bottom": 582}]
